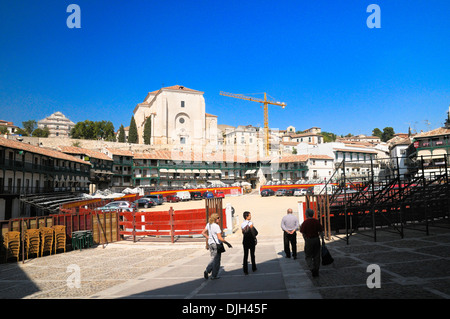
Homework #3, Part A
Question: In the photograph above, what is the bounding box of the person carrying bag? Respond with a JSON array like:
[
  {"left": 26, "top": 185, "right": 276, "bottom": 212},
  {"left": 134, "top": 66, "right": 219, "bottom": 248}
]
[
  {"left": 241, "top": 211, "right": 258, "bottom": 274},
  {"left": 321, "top": 238, "right": 334, "bottom": 266},
  {"left": 202, "top": 213, "right": 232, "bottom": 280}
]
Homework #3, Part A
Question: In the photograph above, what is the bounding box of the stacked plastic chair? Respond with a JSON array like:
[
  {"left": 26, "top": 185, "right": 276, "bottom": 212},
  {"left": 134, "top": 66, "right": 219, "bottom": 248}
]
[
  {"left": 25, "top": 229, "right": 41, "bottom": 259},
  {"left": 52, "top": 225, "right": 66, "bottom": 254},
  {"left": 3, "top": 231, "right": 21, "bottom": 262},
  {"left": 39, "top": 227, "right": 54, "bottom": 256}
]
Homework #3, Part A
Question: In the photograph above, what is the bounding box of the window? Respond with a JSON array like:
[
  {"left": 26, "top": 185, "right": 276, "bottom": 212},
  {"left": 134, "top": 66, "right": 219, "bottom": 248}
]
[
  {"left": 180, "top": 137, "right": 186, "bottom": 144},
  {"left": 181, "top": 101, "right": 185, "bottom": 108},
  {"left": 179, "top": 118, "right": 185, "bottom": 124}
]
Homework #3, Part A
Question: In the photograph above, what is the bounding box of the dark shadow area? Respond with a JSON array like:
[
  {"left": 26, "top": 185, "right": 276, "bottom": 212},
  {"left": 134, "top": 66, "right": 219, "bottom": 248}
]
[
  {"left": 0, "top": 259, "right": 41, "bottom": 299},
  {"left": 296, "top": 220, "right": 450, "bottom": 299}
]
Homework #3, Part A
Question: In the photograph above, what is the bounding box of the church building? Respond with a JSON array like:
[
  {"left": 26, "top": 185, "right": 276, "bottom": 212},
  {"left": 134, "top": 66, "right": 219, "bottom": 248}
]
[{"left": 133, "top": 85, "right": 218, "bottom": 147}]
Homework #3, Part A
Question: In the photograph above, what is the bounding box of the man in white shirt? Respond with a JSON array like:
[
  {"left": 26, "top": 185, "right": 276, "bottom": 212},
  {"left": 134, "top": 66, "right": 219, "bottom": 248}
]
[
  {"left": 241, "top": 211, "right": 257, "bottom": 274},
  {"left": 281, "top": 208, "right": 299, "bottom": 259}
]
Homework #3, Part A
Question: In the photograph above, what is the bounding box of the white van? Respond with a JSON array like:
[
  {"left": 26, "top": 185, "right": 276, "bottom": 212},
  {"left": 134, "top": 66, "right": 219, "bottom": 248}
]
[
  {"left": 176, "top": 191, "right": 191, "bottom": 201},
  {"left": 313, "top": 184, "right": 336, "bottom": 195}
]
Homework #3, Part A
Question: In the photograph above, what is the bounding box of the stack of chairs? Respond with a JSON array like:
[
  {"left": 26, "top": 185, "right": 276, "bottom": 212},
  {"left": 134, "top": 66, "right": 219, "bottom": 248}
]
[
  {"left": 25, "top": 229, "right": 41, "bottom": 259},
  {"left": 3, "top": 231, "right": 21, "bottom": 262},
  {"left": 52, "top": 225, "right": 66, "bottom": 254},
  {"left": 39, "top": 227, "right": 54, "bottom": 256}
]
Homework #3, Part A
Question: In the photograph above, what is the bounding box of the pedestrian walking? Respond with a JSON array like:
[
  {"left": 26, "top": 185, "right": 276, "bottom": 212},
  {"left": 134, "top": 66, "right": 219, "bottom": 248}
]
[
  {"left": 300, "top": 208, "right": 324, "bottom": 277},
  {"left": 241, "top": 211, "right": 257, "bottom": 275},
  {"left": 202, "top": 213, "right": 232, "bottom": 280},
  {"left": 281, "top": 208, "right": 299, "bottom": 259}
]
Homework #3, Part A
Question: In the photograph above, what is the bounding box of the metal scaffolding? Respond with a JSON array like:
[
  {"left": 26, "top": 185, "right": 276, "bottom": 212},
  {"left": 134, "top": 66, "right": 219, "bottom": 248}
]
[{"left": 306, "top": 155, "right": 450, "bottom": 244}]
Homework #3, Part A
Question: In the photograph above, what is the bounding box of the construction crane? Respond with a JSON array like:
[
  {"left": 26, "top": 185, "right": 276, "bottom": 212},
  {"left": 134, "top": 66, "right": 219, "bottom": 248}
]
[{"left": 220, "top": 91, "right": 286, "bottom": 156}]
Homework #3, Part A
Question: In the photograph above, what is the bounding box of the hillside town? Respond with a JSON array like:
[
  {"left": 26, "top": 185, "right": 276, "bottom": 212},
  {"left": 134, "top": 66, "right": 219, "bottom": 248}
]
[{"left": 1, "top": 85, "right": 449, "bottom": 220}]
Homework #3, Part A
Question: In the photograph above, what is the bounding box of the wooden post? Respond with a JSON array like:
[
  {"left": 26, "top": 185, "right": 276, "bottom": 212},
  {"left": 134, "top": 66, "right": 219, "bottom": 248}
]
[
  {"left": 132, "top": 211, "right": 136, "bottom": 243},
  {"left": 169, "top": 207, "right": 175, "bottom": 243}
]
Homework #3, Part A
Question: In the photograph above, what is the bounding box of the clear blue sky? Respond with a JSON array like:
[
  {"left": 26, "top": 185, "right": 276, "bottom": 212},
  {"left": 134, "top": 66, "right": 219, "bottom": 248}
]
[{"left": 0, "top": 0, "right": 449, "bottom": 136}]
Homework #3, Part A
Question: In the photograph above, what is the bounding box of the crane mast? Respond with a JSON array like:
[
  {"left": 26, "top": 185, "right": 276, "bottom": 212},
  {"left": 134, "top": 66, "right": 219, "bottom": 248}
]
[{"left": 220, "top": 91, "right": 286, "bottom": 156}]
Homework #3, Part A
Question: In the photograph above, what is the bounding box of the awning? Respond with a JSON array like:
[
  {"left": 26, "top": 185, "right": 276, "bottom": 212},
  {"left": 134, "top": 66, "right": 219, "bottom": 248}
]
[
  {"left": 184, "top": 169, "right": 192, "bottom": 173},
  {"left": 168, "top": 169, "right": 176, "bottom": 173},
  {"left": 214, "top": 169, "right": 221, "bottom": 174},
  {"left": 159, "top": 168, "right": 168, "bottom": 173},
  {"left": 244, "top": 170, "right": 250, "bottom": 174},
  {"left": 207, "top": 169, "right": 215, "bottom": 173},
  {"left": 177, "top": 169, "right": 184, "bottom": 173},
  {"left": 193, "top": 169, "right": 200, "bottom": 173},
  {"left": 200, "top": 169, "right": 207, "bottom": 173}
]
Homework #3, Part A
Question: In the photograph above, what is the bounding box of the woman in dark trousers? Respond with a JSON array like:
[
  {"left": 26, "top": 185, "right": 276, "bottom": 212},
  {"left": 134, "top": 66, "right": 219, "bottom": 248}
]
[{"left": 241, "top": 211, "right": 257, "bottom": 275}]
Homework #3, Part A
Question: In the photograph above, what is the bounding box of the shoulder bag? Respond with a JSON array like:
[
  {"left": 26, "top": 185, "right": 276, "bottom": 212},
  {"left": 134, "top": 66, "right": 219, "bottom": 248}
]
[{"left": 209, "top": 224, "right": 225, "bottom": 253}]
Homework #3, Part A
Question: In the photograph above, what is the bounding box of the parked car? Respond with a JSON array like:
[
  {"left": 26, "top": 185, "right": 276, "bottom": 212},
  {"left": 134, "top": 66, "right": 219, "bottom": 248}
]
[
  {"left": 134, "top": 198, "right": 155, "bottom": 209},
  {"left": 202, "top": 191, "right": 214, "bottom": 199},
  {"left": 215, "top": 191, "right": 225, "bottom": 198},
  {"left": 176, "top": 191, "right": 191, "bottom": 201},
  {"left": 96, "top": 201, "right": 135, "bottom": 212},
  {"left": 144, "top": 194, "right": 164, "bottom": 205},
  {"left": 294, "top": 189, "right": 307, "bottom": 196},
  {"left": 166, "top": 195, "right": 180, "bottom": 203},
  {"left": 190, "top": 191, "right": 202, "bottom": 200},
  {"left": 260, "top": 189, "right": 275, "bottom": 197},
  {"left": 285, "top": 188, "right": 298, "bottom": 196},
  {"left": 275, "top": 189, "right": 287, "bottom": 196}
]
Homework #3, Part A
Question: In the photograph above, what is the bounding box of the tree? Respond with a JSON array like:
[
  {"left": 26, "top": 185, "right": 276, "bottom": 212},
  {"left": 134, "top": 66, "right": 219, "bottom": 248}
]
[
  {"left": 321, "top": 131, "right": 337, "bottom": 143},
  {"left": 117, "top": 125, "right": 126, "bottom": 143},
  {"left": 32, "top": 127, "right": 49, "bottom": 137},
  {"left": 372, "top": 128, "right": 382, "bottom": 138},
  {"left": 70, "top": 120, "right": 115, "bottom": 140},
  {"left": 143, "top": 117, "right": 151, "bottom": 145},
  {"left": 22, "top": 120, "right": 37, "bottom": 135},
  {"left": 381, "top": 127, "right": 395, "bottom": 142},
  {"left": 15, "top": 128, "right": 29, "bottom": 136},
  {"left": 128, "top": 116, "right": 138, "bottom": 144}
]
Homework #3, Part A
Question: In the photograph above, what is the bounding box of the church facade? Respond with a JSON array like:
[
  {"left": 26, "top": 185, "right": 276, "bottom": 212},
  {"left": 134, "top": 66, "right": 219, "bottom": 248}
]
[{"left": 133, "top": 85, "right": 218, "bottom": 148}]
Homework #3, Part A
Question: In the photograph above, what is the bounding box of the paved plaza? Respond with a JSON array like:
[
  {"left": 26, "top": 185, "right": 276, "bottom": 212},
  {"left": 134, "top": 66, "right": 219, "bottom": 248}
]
[{"left": 0, "top": 194, "right": 449, "bottom": 299}]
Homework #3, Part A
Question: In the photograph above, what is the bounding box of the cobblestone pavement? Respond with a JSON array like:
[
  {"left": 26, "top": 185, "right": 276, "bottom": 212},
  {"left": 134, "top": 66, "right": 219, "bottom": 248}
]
[
  {"left": 299, "top": 223, "right": 450, "bottom": 299},
  {"left": 0, "top": 221, "right": 449, "bottom": 299}
]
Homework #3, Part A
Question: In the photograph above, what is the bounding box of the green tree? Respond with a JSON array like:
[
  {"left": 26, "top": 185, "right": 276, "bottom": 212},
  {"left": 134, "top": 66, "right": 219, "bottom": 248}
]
[
  {"left": 117, "top": 125, "right": 126, "bottom": 143},
  {"left": 15, "top": 128, "right": 29, "bottom": 136},
  {"left": 143, "top": 117, "right": 151, "bottom": 145},
  {"left": 71, "top": 120, "right": 95, "bottom": 139},
  {"left": 32, "top": 127, "right": 49, "bottom": 137},
  {"left": 22, "top": 120, "right": 37, "bottom": 135},
  {"left": 128, "top": 116, "right": 138, "bottom": 144},
  {"left": 321, "top": 131, "right": 337, "bottom": 143},
  {"left": 70, "top": 120, "right": 115, "bottom": 140},
  {"left": 372, "top": 128, "right": 382, "bottom": 138},
  {"left": 381, "top": 127, "right": 395, "bottom": 142}
]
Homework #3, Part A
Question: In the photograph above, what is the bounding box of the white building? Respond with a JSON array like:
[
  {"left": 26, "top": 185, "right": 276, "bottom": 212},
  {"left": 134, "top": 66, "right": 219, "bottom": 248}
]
[
  {"left": 133, "top": 85, "right": 218, "bottom": 147},
  {"left": 296, "top": 141, "right": 380, "bottom": 179},
  {"left": 37, "top": 111, "right": 75, "bottom": 138}
]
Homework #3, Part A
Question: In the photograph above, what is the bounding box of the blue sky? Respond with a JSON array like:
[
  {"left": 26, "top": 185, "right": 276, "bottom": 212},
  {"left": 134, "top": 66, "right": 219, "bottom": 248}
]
[{"left": 0, "top": 0, "right": 449, "bottom": 136}]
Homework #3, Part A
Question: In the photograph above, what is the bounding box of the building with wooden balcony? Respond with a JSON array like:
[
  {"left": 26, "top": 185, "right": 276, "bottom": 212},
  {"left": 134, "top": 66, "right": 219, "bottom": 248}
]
[
  {"left": 0, "top": 137, "right": 91, "bottom": 220},
  {"left": 406, "top": 126, "right": 450, "bottom": 176},
  {"left": 59, "top": 146, "right": 114, "bottom": 192}
]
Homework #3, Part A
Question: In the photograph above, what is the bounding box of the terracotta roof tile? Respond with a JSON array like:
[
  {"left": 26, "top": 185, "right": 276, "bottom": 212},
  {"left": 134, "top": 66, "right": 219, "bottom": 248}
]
[
  {"left": 59, "top": 146, "right": 113, "bottom": 161},
  {"left": 0, "top": 137, "right": 90, "bottom": 165}
]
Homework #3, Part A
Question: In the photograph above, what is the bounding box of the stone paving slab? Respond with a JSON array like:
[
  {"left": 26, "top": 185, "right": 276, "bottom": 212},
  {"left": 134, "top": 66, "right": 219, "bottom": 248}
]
[{"left": 0, "top": 221, "right": 449, "bottom": 300}]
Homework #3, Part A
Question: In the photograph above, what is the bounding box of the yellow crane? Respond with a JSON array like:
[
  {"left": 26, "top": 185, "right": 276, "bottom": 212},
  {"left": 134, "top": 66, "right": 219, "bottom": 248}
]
[{"left": 220, "top": 91, "right": 286, "bottom": 156}]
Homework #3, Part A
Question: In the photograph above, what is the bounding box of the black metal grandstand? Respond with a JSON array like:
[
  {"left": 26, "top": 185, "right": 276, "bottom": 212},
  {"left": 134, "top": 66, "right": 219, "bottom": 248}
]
[{"left": 308, "top": 155, "right": 450, "bottom": 244}]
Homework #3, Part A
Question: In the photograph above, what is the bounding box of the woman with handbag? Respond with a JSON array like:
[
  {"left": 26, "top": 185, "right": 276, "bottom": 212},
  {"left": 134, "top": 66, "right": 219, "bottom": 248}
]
[
  {"left": 202, "top": 213, "right": 232, "bottom": 280},
  {"left": 241, "top": 211, "right": 258, "bottom": 275}
]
